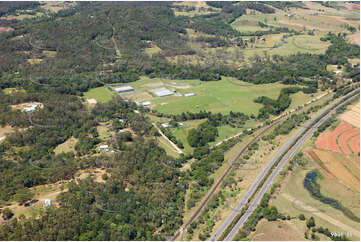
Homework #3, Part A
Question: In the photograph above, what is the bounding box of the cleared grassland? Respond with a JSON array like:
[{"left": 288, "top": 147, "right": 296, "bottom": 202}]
[
  {"left": 250, "top": 219, "right": 306, "bottom": 241},
  {"left": 148, "top": 77, "right": 287, "bottom": 115},
  {"left": 84, "top": 86, "right": 114, "bottom": 103},
  {"left": 172, "top": 119, "right": 207, "bottom": 154},
  {"left": 157, "top": 135, "right": 180, "bottom": 158},
  {"left": 272, "top": 166, "right": 360, "bottom": 240},
  {"left": 54, "top": 137, "right": 78, "bottom": 155}
]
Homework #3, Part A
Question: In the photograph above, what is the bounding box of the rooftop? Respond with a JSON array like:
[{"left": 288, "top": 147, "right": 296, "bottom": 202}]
[
  {"left": 115, "top": 86, "right": 134, "bottom": 92},
  {"left": 152, "top": 87, "right": 173, "bottom": 97}
]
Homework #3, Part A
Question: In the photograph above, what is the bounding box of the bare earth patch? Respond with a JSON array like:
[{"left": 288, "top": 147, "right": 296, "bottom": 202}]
[
  {"left": 11, "top": 102, "right": 43, "bottom": 110},
  {"left": 250, "top": 219, "right": 306, "bottom": 241},
  {"left": 86, "top": 98, "right": 97, "bottom": 104},
  {"left": 347, "top": 33, "right": 360, "bottom": 46}
]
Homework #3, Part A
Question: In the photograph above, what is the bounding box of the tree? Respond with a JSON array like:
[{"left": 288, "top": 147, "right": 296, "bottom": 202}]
[
  {"left": 298, "top": 214, "right": 305, "bottom": 220},
  {"left": 307, "top": 216, "right": 315, "bottom": 228},
  {"left": 2, "top": 208, "right": 14, "bottom": 220},
  {"left": 13, "top": 188, "right": 34, "bottom": 205}
]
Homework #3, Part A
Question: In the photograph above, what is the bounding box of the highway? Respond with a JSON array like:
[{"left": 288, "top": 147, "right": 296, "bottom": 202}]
[{"left": 211, "top": 90, "right": 359, "bottom": 241}]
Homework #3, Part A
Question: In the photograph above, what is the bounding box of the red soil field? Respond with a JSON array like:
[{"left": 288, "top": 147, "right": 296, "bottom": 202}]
[
  {"left": 315, "top": 122, "right": 353, "bottom": 153},
  {"left": 0, "top": 27, "right": 14, "bottom": 32},
  {"left": 349, "top": 135, "right": 360, "bottom": 154},
  {"left": 338, "top": 128, "right": 360, "bottom": 154}
]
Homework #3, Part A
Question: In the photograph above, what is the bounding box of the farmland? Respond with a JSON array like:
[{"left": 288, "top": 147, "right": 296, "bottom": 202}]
[
  {"left": 341, "top": 102, "right": 360, "bottom": 128},
  {"left": 115, "top": 76, "right": 320, "bottom": 116}
]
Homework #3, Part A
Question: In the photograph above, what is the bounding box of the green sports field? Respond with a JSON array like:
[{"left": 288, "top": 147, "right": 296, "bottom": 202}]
[{"left": 83, "top": 86, "right": 114, "bottom": 103}]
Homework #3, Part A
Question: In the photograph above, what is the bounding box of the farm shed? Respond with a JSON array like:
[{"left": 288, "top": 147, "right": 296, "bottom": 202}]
[
  {"left": 99, "top": 145, "right": 109, "bottom": 151},
  {"left": 184, "top": 93, "right": 195, "bottom": 97},
  {"left": 44, "top": 199, "right": 52, "bottom": 206},
  {"left": 142, "top": 101, "right": 151, "bottom": 107},
  {"left": 115, "top": 86, "right": 134, "bottom": 93},
  {"left": 152, "top": 87, "right": 173, "bottom": 97},
  {"left": 22, "top": 104, "right": 38, "bottom": 112}
]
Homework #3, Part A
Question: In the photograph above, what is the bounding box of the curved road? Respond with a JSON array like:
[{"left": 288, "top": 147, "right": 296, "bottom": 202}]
[{"left": 211, "top": 90, "right": 359, "bottom": 241}]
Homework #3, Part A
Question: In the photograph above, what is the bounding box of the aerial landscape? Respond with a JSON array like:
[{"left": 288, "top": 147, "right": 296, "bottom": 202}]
[{"left": 0, "top": 1, "right": 359, "bottom": 241}]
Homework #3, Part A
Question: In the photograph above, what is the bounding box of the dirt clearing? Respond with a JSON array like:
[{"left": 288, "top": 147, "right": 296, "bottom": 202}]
[{"left": 315, "top": 121, "right": 353, "bottom": 153}]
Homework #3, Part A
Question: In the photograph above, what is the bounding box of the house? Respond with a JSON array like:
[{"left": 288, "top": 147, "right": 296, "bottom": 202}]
[
  {"left": 22, "top": 104, "right": 38, "bottom": 112},
  {"left": 334, "top": 70, "right": 342, "bottom": 74},
  {"left": 142, "top": 101, "right": 151, "bottom": 107},
  {"left": 44, "top": 199, "right": 51, "bottom": 207},
  {"left": 152, "top": 87, "right": 173, "bottom": 97},
  {"left": 115, "top": 86, "right": 134, "bottom": 93},
  {"left": 184, "top": 93, "right": 195, "bottom": 97},
  {"left": 118, "top": 119, "right": 125, "bottom": 123},
  {"left": 161, "top": 123, "right": 172, "bottom": 128},
  {"left": 99, "top": 145, "right": 109, "bottom": 151}
]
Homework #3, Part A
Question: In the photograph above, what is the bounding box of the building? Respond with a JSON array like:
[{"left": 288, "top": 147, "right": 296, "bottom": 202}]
[
  {"left": 44, "top": 199, "right": 51, "bottom": 207},
  {"left": 22, "top": 104, "right": 38, "bottom": 112},
  {"left": 142, "top": 101, "right": 151, "bottom": 107},
  {"left": 184, "top": 93, "right": 195, "bottom": 97},
  {"left": 161, "top": 123, "right": 174, "bottom": 128},
  {"left": 152, "top": 87, "right": 173, "bottom": 97},
  {"left": 99, "top": 145, "right": 109, "bottom": 151},
  {"left": 115, "top": 86, "right": 134, "bottom": 93}
]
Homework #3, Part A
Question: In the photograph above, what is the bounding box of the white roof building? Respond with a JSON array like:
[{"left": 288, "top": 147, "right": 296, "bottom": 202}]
[
  {"left": 184, "top": 93, "right": 195, "bottom": 97},
  {"left": 99, "top": 145, "right": 109, "bottom": 150},
  {"left": 161, "top": 123, "right": 170, "bottom": 128},
  {"left": 152, "top": 87, "right": 173, "bottom": 97},
  {"left": 44, "top": 199, "right": 51, "bottom": 206},
  {"left": 115, "top": 86, "right": 134, "bottom": 93},
  {"left": 142, "top": 101, "right": 151, "bottom": 107},
  {"left": 22, "top": 104, "right": 38, "bottom": 112}
]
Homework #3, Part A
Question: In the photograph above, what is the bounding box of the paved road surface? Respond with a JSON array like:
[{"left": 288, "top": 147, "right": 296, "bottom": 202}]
[{"left": 211, "top": 91, "right": 359, "bottom": 241}]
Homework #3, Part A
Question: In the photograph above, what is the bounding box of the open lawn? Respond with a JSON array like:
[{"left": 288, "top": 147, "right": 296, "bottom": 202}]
[
  {"left": 84, "top": 86, "right": 114, "bottom": 103},
  {"left": 128, "top": 76, "right": 292, "bottom": 115}
]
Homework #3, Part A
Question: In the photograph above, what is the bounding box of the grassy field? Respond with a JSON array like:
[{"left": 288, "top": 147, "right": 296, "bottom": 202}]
[
  {"left": 83, "top": 86, "right": 114, "bottom": 103},
  {"left": 157, "top": 136, "right": 180, "bottom": 158},
  {"left": 54, "top": 137, "right": 78, "bottom": 155},
  {"left": 272, "top": 165, "right": 360, "bottom": 240},
  {"left": 2, "top": 88, "right": 26, "bottom": 94},
  {"left": 242, "top": 34, "right": 330, "bottom": 60},
  {"left": 172, "top": 119, "right": 207, "bottom": 154},
  {"left": 127, "top": 76, "right": 292, "bottom": 115},
  {"left": 250, "top": 219, "right": 307, "bottom": 241},
  {"left": 0, "top": 125, "right": 13, "bottom": 141}
]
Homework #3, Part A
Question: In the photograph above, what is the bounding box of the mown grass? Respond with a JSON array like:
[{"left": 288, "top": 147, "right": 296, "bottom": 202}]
[
  {"left": 151, "top": 77, "right": 287, "bottom": 115},
  {"left": 84, "top": 86, "right": 114, "bottom": 103}
]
